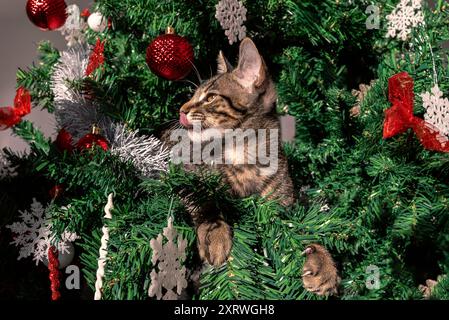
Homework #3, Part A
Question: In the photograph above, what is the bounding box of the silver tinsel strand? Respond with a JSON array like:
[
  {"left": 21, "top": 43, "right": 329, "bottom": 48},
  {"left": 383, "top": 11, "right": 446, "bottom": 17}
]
[
  {"left": 52, "top": 43, "right": 89, "bottom": 103},
  {"left": 108, "top": 124, "right": 169, "bottom": 178},
  {"left": 51, "top": 44, "right": 111, "bottom": 141}
]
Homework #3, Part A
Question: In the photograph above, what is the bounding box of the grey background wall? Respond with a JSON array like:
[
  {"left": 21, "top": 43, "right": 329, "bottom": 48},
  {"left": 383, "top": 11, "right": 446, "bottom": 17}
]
[{"left": 0, "top": 0, "right": 91, "bottom": 152}]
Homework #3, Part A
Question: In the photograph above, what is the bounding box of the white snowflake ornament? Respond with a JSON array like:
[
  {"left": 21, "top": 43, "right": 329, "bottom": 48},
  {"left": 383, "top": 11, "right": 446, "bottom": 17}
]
[
  {"left": 148, "top": 217, "right": 188, "bottom": 300},
  {"left": 216, "top": 0, "right": 247, "bottom": 45},
  {"left": 421, "top": 85, "right": 449, "bottom": 137},
  {"left": 386, "top": 0, "right": 424, "bottom": 41},
  {"left": 0, "top": 152, "right": 17, "bottom": 179},
  {"left": 7, "top": 199, "right": 79, "bottom": 265}
]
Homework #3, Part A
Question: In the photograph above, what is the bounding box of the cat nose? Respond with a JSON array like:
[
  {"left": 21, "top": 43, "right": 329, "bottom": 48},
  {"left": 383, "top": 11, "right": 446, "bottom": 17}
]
[{"left": 180, "top": 102, "right": 192, "bottom": 114}]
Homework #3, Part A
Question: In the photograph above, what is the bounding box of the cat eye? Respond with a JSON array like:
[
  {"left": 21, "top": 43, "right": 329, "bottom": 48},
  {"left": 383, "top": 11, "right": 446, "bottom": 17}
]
[{"left": 206, "top": 94, "right": 218, "bottom": 103}]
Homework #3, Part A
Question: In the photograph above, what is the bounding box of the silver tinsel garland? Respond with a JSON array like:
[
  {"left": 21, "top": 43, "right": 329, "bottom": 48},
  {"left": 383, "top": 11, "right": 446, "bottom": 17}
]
[
  {"left": 52, "top": 44, "right": 89, "bottom": 103},
  {"left": 51, "top": 44, "right": 169, "bottom": 177},
  {"left": 51, "top": 44, "right": 104, "bottom": 141},
  {"left": 108, "top": 124, "right": 169, "bottom": 178}
]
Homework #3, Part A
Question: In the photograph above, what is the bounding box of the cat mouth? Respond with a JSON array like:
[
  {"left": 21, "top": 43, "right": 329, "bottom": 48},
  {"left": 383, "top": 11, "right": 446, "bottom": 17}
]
[
  {"left": 180, "top": 112, "right": 204, "bottom": 129},
  {"left": 179, "top": 112, "right": 193, "bottom": 128}
]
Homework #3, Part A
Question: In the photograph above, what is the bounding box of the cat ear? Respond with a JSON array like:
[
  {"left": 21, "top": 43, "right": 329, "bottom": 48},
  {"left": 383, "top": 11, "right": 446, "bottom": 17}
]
[
  {"left": 217, "top": 51, "right": 232, "bottom": 74},
  {"left": 234, "top": 38, "right": 266, "bottom": 89}
]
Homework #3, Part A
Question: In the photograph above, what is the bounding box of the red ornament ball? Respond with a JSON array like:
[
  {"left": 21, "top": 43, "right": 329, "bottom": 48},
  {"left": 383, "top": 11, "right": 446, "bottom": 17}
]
[
  {"left": 76, "top": 133, "right": 109, "bottom": 152},
  {"left": 146, "top": 28, "right": 194, "bottom": 81},
  {"left": 26, "top": 0, "right": 68, "bottom": 31},
  {"left": 55, "top": 128, "right": 74, "bottom": 153}
]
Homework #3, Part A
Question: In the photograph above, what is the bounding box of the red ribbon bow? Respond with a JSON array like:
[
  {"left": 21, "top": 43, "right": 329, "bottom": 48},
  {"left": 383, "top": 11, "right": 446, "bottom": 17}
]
[
  {"left": 0, "top": 87, "right": 31, "bottom": 130},
  {"left": 383, "top": 72, "right": 449, "bottom": 152}
]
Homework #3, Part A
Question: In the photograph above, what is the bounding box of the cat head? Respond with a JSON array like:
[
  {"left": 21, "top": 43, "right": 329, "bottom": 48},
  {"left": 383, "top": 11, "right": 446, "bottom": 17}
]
[{"left": 179, "top": 38, "right": 277, "bottom": 130}]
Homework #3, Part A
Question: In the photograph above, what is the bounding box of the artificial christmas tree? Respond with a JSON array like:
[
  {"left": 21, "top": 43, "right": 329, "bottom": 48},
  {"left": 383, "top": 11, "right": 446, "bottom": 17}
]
[{"left": 1, "top": 0, "right": 449, "bottom": 301}]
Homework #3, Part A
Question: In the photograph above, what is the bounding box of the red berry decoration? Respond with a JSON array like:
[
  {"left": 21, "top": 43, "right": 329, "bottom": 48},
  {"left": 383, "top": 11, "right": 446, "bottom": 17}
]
[
  {"left": 76, "top": 126, "right": 109, "bottom": 152},
  {"left": 26, "top": 0, "right": 67, "bottom": 31},
  {"left": 146, "top": 27, "right": 194, "bottom": 81}
]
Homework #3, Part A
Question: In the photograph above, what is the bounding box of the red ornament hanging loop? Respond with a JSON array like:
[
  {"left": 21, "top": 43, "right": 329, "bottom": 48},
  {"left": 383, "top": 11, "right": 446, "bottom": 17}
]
[
  {"left": 26, "top": 0, "right": 68, "bottom": 31},
  {"left": 48, "top": 246, "right": 61, "bottom": 301},
  {"left": 383, "top": 72, "right": 449, "bottom": 152},
  {"left": 146, "top": 27, "right": 194, "bottom": 81}
]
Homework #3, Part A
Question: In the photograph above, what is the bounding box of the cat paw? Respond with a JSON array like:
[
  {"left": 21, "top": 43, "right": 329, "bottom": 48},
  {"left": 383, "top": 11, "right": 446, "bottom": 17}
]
[
  {"left": 197, "top": 219, "right": 233, "bottom": 266},
  {"left": 301, "top": 244, "right": 340, "bottom": 296}
]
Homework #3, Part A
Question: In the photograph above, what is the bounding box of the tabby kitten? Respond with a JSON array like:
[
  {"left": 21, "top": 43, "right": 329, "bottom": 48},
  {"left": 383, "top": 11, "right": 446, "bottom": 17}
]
[{"left": 161, "top": 38, "right": 339, "bottom": 295}]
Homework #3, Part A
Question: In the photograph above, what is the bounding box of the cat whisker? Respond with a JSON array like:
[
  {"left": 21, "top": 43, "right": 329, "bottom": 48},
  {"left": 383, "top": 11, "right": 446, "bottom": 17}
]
[
  {"left": 167, "top": 121, "right": 183, "bottom": 131},
  {"left": 182, "top": 79, "right": 199, "bottom": 89},
  {"left": 201, "top": 121, "right": 211, "bottom": 129},
  {"left": 189, "top": 61, "right": 203, "bottom": 85},
  {"left": 161, "top": 119, "right": 179, "bottom": 128},
  {"left": 164, "top": 119, "right": 178, "bottom": 125}
]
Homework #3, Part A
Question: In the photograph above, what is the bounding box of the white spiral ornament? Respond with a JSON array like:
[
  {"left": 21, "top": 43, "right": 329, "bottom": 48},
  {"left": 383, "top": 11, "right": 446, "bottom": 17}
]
[{"left": 94, "top": 194, "right": 114, "bottom": 300}]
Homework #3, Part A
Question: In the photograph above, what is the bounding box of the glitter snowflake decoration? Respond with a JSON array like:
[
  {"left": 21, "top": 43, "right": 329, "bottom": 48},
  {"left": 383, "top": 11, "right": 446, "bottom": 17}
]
[
  {"left": 0, "top": 152, "right": 17, "bottom": 179},
  {"left": 216, "top": 0, "right": 247, "bottom": 45},
  {"left": 386, "top": 0, "right": 424, "bottom": 41},
  {"left": 7, "top": 199, "right": 79, "bottom": 265},
  {"left": 59, "top": 4, "right": 87, "bottom": 47},
  {"left": 148, "top": 217, "right": 188, "bottom": 300},
  {"left": 421, "top": 85, "right": 449, "bottom": 137}
]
